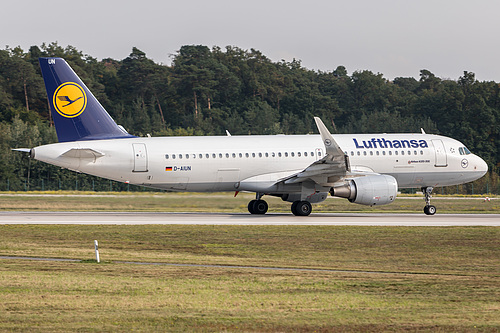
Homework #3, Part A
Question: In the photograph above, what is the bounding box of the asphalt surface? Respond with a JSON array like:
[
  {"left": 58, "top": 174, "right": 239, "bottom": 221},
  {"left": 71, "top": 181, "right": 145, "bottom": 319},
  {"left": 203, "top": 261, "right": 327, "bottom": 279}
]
[{"left": 1, "top": 211, "right": 499, "bottom": 226}]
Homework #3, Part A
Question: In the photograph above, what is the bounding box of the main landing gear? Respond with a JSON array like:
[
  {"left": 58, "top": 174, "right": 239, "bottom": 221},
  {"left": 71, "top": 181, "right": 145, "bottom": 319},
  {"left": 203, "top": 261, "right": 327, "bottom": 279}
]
[
  {"left": 248, "top": 193, "right": 268, "bottom": 214},
  {"left": 291, "top": 201, "right": 312, "bottom": 216},
  {"left": 422, "top": 186, "right": 437, "bottom": 215},
  {"left": 247, "top": 193, "right": 313, "bottom": 216}
]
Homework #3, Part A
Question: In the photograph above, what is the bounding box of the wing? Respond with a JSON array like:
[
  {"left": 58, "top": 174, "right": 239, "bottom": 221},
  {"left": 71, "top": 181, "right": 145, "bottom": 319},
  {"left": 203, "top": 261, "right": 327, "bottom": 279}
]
[{"left": 278, "top": 117, "right": 350, "bottom": 186}]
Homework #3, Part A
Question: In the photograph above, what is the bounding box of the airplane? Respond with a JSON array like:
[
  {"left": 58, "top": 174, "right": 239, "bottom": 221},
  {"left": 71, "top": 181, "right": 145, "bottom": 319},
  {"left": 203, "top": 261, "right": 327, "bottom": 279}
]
[{"left": 15, "top": 57, "right": 489, "bottom": 216}]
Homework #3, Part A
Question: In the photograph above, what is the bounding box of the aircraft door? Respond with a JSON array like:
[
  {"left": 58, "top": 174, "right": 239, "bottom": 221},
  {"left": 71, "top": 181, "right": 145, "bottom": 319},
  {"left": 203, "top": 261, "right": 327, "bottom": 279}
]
[
  {"left": 431, "top": 139, "right": 448, "bottom": 167},
  {"left": 315, "top": 148, "right": 323, "bottom": 161},
  {"left": 215, "top": 168, "right": 240, "bottom": 191},
  {"left": 132, "top": 143, "right": 148, "bottom": 172}
]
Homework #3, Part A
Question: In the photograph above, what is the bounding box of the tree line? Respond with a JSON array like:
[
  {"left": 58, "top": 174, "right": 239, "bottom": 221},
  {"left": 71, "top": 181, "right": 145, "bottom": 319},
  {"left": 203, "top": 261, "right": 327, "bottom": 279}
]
[{"left": 0, "top": 42, "right": 498, "bottom": 193}]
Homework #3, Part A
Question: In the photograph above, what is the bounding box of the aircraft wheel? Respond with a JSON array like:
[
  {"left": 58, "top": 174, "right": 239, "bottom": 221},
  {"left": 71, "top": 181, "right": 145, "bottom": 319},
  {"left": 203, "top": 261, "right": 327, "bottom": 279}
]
[
  {"left": 424, "top": 205, "right": 436, "bottom": 215},
  {"left": 248, "top": 200, "right": 257, "bottom": 214},
  {"left": 292, "top": 201, "right": 312, "bottom": 216},
  {"left": 253, "top": 200, "right": 268, "bottom": 214}
]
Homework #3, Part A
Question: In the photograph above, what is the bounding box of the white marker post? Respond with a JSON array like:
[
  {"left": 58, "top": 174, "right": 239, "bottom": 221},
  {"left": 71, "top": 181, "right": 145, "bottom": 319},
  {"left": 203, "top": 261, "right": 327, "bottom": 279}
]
[{"left": 94, "top": 240, "right": 100, "bottom": 263}]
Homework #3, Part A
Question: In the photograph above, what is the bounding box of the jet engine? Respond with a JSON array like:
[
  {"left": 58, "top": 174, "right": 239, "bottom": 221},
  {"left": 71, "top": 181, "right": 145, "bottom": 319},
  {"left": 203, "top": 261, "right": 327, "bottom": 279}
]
[{"left": 330, "top": 174, "right": 398, "bottom": 206}]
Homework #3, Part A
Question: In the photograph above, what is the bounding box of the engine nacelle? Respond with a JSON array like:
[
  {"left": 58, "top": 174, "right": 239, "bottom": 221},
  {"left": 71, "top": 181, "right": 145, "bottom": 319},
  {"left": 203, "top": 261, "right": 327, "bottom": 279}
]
[{"left": 330, "top": 174, "right": 398, "bottom": 206}]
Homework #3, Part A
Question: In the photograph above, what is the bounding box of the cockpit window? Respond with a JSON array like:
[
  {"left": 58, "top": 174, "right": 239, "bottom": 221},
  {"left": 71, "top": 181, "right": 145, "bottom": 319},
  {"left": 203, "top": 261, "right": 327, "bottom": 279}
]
[{"left": 459, "top": 147, "right": 471, "bottom": 155}]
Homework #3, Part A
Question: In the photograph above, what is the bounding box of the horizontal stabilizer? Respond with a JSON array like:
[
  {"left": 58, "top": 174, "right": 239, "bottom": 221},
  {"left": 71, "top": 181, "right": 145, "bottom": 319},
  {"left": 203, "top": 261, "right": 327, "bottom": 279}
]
[
  {"left": 12, "top": 148, "right": 31, "bottom": 153},
  {"left": 60, "top": 148, "right": 105, "bottom": 159}
]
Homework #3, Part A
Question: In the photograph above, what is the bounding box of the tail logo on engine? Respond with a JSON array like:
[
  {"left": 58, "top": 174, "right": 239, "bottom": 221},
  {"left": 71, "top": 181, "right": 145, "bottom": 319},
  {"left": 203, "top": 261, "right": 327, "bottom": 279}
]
[{"left": 53, "top": 82, "right": 87, "bottom": 118}]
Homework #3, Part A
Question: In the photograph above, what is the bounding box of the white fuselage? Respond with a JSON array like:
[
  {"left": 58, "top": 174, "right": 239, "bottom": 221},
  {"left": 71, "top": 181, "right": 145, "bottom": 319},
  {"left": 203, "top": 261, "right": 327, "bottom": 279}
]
[{"left": 31, "top": 133, "right": 488, "bottom": 193}]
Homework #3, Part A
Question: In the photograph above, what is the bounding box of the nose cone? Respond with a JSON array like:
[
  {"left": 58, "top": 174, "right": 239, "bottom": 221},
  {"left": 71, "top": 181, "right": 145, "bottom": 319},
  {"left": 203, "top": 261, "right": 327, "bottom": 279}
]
[{"left": 476, "top": 155, "right": 488, "bottom": 178}]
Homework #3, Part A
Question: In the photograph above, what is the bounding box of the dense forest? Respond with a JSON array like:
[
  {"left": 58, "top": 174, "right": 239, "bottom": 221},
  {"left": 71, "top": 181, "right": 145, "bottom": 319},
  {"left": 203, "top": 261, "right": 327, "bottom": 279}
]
[{"left": 0, "top": 43, "right": 498, "bottom": 193}]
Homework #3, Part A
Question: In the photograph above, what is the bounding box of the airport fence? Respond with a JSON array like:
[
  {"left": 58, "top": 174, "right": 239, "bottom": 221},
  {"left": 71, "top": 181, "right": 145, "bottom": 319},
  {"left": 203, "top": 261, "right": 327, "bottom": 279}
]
[
  {"left": 0, "top": 176, "right": 498, "bottom": 195},
  {"left": 0, "top": 177, "right": 161, "bottom": 193}
]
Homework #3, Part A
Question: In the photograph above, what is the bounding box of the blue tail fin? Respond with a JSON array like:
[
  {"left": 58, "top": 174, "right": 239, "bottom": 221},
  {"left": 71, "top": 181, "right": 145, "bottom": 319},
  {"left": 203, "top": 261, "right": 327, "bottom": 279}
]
[{"left": 39, "top": 57, "right": 134, "bottom": 142}]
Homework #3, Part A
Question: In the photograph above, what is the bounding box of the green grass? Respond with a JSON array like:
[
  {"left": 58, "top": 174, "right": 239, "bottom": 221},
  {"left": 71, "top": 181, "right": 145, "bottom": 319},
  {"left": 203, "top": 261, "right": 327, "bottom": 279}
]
[
  {"left": 0, "top": 225, "right": 499, "bottom": 331},
  {"left": 0, "top": 191, "right": 498, "bottom": 213}
]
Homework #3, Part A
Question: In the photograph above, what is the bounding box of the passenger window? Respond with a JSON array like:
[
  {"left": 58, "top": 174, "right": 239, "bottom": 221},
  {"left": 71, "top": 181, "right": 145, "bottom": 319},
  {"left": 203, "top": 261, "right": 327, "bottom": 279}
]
[
  {"left": 259, "top": 152, "right": 262, "bottom": 157},
  {"left": 212, "top": 153, "right": 216, "bottom": 158},
  {"left": 179, "top": 154, "right": 183, "bottom": 159},
  {"left": 225, "top": 153, "right": 229, "bottom": 158},
  {"left": 265, "top": 152, "right": 269, "bottom": 157},
  {"left": 185, "top": 154, "right": 189, "bottom": 159},
  {"left": 395, "top": 151, "right": 398, "bottom": 155},
  {"left": 389, "top": 151, "right": 392, "bottom": 156},
  {"left": 357, "top": 151, "right": 360, "bottom": 156},
  {"left": 382, "top": 151, "right": 386, "bottom": 156},
  {"left": 370, "top": 151, "right": 373, "bottom": 156},
  {"left": 351, "top": 151, "right": 354, "bottom": 156},
  {"left": 304, "top": 152, "right": 308, "bottom": 157},
  {"left": 206, "top": 153, "right": 209, "bottom": 158},
  {"left": 165, "top": 154, "right": 169, "bottom": 159},
  {"left": 413, "top": 151, "right": 417, "bottom": 155},
  {"left": 172, "top": 154, "right": 176, "bottom": 159},
  {"left": 401, "top": 151, "right": 404, "bottom": 155},
  {"left": 420, "top": 151, "right": 423, "bottom": 155},
  {"left": 245, "top": 153, "right": 249, "bottom": 158},
  {"left": 376, "top": 151, "right": 380, "bottom": 156},
  {"left": 278, "top": 152, "right": 282, "bottom": 157},
  {"left": 239, "top": 153, "right": 242, "bottom": 158},
  {"left": 232, "top": 153, "right": 236, "bottom": 158},
  {"left": 285, "top": 152, "right": 289, "bottom": 157},
  {"left": 252, "top": 153, "right": 256, "bottom": 158},
  {"left": 363, "top": 151, "right": 367, "bottom": 156},
  {"left": 272, "top": 152, "right": 275, "bottom": 157},
  {"left": 291, "top": 152, "right": 295, "bottom": 157},
  {"left": 298, "top": 152, "right": 301, "bottom": 157},
  {"left": 199, "top": 154, "right": 203, "bottom": 159}
]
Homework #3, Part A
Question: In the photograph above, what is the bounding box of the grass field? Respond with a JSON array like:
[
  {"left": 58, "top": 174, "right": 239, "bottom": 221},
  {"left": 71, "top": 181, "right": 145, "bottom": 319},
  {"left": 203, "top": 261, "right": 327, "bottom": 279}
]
[
  {"left": 0, "top": 224, "right": 499, "bottom": 332},
  {"left": 0, "top": 191, "right": 498, "bottom": 213},
  {"left": 0, "top": 192, "right": 498, "bottom": 331}
]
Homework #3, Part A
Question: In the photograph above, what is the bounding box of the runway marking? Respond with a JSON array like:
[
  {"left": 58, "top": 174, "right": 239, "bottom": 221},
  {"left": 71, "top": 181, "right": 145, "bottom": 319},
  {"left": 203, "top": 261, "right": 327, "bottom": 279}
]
[{"left": 0, "top": 256, "right": 468, "bottom": 277}]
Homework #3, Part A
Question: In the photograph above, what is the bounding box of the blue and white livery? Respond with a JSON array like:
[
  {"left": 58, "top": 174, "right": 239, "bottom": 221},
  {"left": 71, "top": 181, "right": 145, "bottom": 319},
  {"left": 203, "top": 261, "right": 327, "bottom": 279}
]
[{"left": 24, "top": 58, "right": 489, "bottom": 216}]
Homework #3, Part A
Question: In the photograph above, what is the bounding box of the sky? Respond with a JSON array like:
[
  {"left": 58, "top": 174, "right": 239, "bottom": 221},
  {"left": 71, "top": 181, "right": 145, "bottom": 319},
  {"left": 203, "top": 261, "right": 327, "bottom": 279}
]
[{"left": 2, "top": 0, "right": 500, "bottom": 81}]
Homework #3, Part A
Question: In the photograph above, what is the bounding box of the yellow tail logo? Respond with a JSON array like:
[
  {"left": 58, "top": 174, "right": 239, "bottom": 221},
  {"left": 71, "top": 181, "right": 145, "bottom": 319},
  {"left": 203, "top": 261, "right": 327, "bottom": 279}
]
[{"left": 53, "top": 82, "right": 87, "bottom": 118}]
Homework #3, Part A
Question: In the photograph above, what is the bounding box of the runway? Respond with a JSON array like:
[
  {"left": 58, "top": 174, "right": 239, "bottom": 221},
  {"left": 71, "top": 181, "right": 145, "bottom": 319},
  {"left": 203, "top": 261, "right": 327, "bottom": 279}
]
[{"left": 1, "top": 211, "right": 499, "bottom": 226}]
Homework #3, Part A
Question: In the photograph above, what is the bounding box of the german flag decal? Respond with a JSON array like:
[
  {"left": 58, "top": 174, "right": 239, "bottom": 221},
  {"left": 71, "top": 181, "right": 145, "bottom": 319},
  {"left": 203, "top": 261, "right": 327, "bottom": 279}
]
[{"left": 165, "top": 166, "right": 173, "bottom": 171}]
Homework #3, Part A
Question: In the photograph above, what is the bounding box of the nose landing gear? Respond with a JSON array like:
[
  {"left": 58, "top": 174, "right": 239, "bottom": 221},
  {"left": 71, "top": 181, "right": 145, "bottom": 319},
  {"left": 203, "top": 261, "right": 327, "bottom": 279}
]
[{"left": 422, "top": 187, "right": 437, "bottom": 215}]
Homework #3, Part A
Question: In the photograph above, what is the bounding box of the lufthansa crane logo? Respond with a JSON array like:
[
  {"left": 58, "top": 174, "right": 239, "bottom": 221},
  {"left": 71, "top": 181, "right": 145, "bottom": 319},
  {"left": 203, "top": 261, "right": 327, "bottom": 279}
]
[{"left": 53, "top": 82, "right": 87, "bottom": 118}]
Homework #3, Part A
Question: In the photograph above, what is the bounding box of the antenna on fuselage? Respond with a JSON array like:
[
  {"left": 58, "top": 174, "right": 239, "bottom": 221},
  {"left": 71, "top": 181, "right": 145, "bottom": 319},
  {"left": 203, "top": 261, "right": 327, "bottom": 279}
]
[{"left": 421, "top": 128, "right": 426, "bottom": 134}]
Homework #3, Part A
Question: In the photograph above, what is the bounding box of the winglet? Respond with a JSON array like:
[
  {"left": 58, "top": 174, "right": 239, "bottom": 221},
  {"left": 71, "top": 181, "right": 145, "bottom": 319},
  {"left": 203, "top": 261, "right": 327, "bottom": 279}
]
[{"left": 314, "top": 117, "right": 344, "bottom": 158}]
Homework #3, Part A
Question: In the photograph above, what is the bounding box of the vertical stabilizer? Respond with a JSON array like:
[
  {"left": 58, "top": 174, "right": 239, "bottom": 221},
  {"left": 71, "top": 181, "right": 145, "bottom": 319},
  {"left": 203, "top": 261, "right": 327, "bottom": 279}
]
[{"left": 39, "top": 57, "right": 134, "bottom": 142}]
